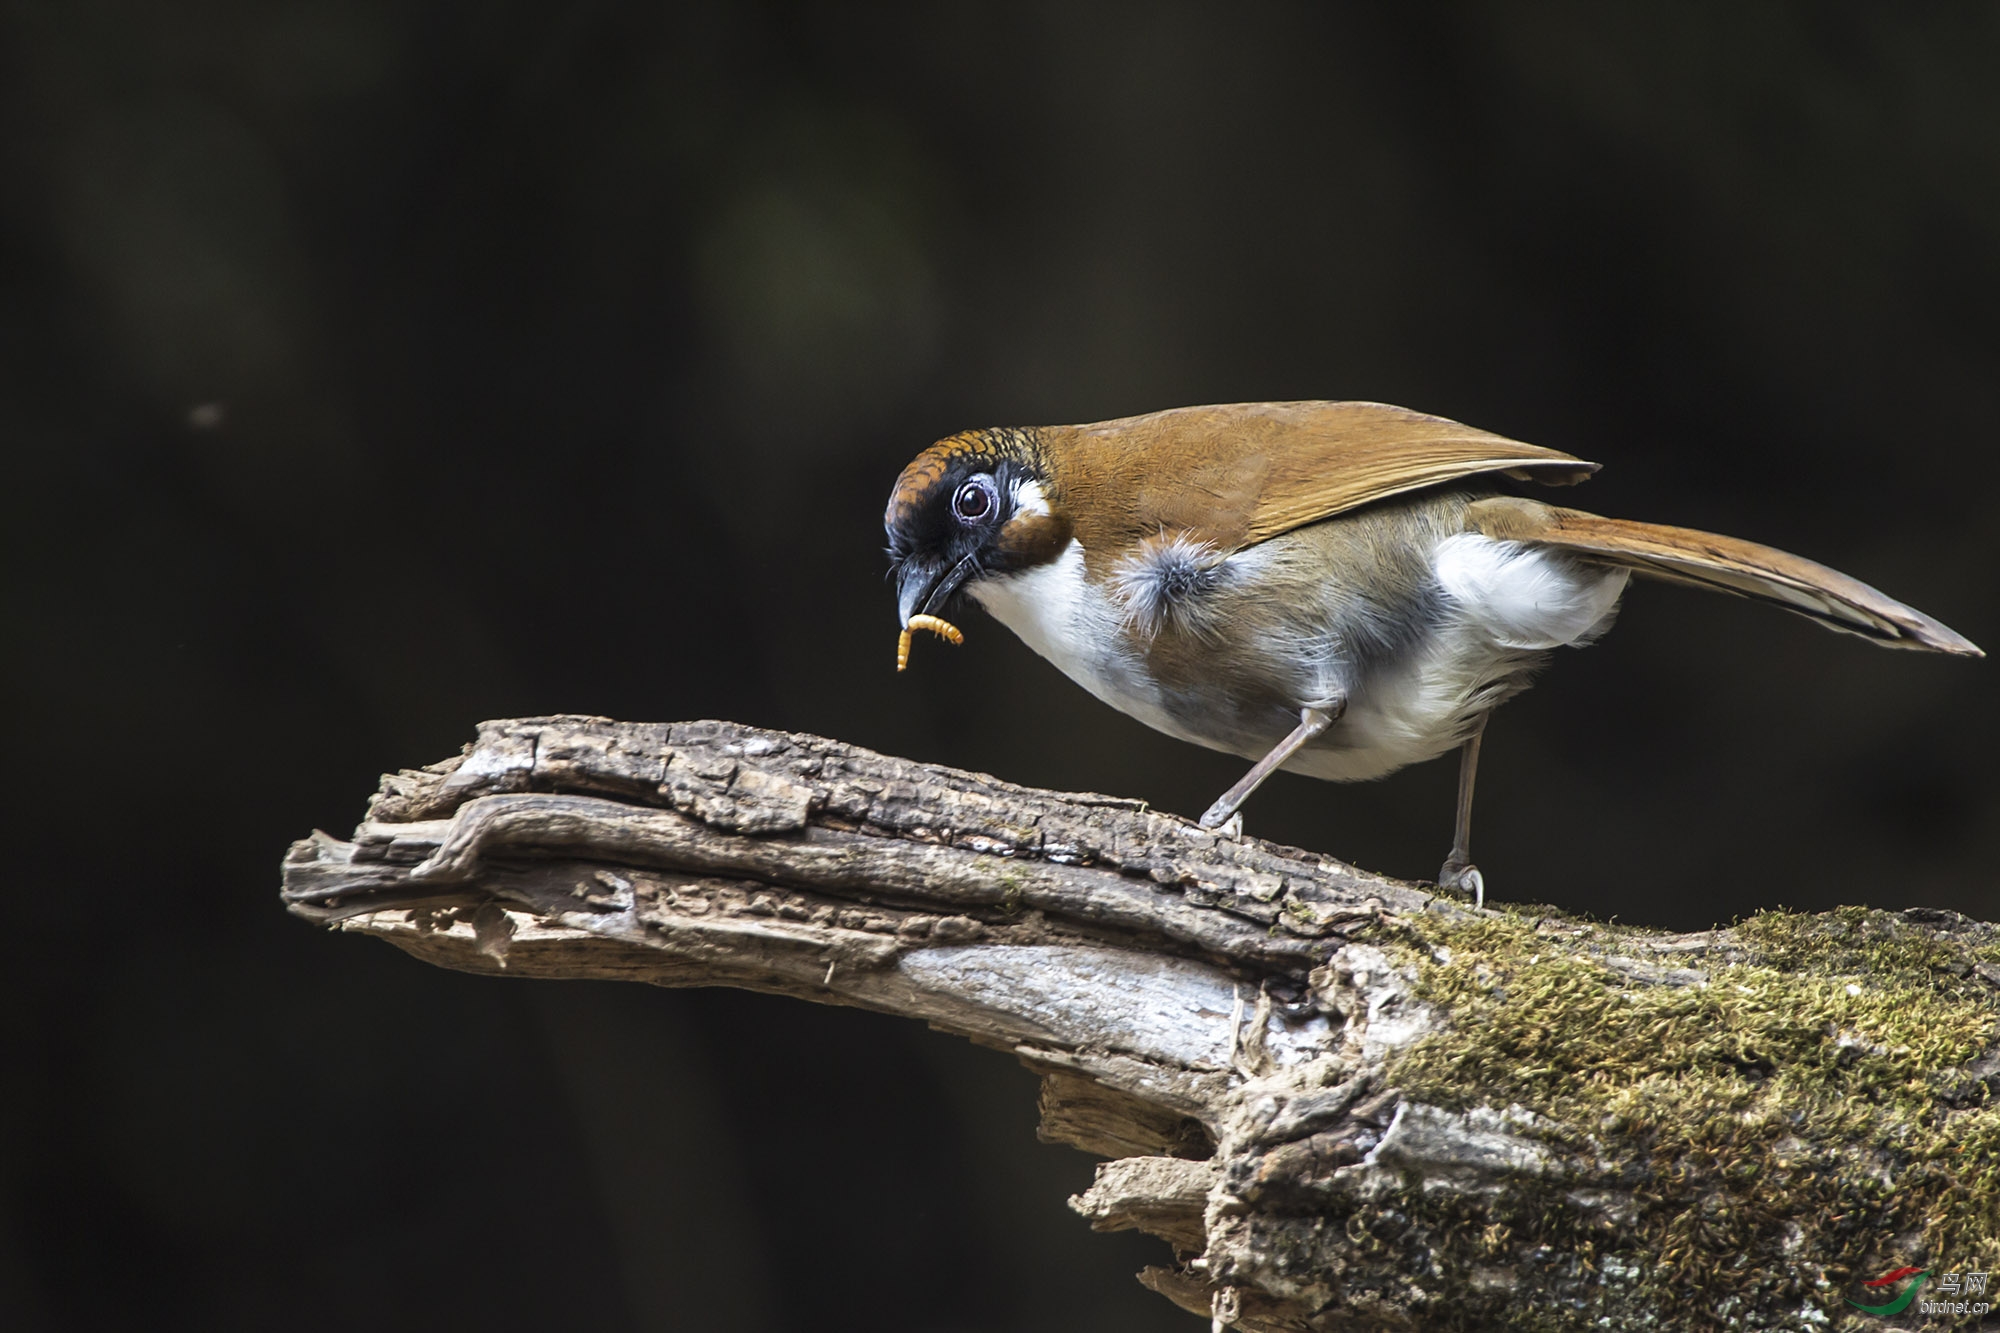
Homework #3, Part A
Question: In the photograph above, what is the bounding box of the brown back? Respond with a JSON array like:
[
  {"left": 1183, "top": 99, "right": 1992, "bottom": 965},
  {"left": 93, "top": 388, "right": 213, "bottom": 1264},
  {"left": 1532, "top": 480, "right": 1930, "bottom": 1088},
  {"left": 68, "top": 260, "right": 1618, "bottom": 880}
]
[{"left": 1041, "top": 401, "right": 1597, "bottom": 569}]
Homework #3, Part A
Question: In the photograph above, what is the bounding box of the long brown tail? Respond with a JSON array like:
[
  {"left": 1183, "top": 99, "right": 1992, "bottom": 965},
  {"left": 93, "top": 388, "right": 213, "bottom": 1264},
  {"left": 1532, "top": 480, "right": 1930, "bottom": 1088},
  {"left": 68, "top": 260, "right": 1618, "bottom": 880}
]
[{"left": 1464, "top": 496, "right": 1982, "bottom": 656}]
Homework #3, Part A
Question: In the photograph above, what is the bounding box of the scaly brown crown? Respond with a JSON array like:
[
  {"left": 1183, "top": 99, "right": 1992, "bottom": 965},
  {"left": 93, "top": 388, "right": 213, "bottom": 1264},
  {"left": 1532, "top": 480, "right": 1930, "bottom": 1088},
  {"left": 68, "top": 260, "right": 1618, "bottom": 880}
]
[{"left": 883, "top": 426, "right": 1046, "bottom": 536}]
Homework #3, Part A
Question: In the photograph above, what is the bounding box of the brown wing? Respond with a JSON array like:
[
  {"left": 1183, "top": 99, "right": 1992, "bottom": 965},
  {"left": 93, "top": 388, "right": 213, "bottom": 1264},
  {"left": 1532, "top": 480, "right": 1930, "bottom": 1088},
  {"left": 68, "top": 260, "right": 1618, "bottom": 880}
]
[
  {"left": 1466, "top": 495, "right": 1982, "bottom": 655},
  {"left": 1043, "top": 401, "right": 1598, "bottom": 561}
]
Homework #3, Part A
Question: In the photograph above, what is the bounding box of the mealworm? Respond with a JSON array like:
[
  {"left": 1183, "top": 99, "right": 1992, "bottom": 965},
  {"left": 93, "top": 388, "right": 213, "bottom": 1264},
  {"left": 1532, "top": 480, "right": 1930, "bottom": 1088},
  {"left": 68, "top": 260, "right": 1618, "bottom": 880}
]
[{"left": 896, "top": 614, "right": 965, "bottom": 671}]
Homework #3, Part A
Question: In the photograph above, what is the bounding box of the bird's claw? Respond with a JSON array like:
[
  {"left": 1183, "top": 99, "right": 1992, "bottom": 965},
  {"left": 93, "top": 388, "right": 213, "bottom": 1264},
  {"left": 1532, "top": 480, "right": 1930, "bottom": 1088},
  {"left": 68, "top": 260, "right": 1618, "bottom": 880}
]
[
  {"left": 1198, "top": 799, "right": 1243, "bottom": 837},
  {"left": 1439, "top": 859, "right": 1485, "bottom": 909}
]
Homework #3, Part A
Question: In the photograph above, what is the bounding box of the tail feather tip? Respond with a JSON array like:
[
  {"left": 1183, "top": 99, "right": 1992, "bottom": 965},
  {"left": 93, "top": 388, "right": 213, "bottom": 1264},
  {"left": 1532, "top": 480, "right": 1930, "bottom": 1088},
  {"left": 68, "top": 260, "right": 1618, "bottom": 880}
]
[{"left": 1907, "top": 619, "right": 1982, "bottom": 658}]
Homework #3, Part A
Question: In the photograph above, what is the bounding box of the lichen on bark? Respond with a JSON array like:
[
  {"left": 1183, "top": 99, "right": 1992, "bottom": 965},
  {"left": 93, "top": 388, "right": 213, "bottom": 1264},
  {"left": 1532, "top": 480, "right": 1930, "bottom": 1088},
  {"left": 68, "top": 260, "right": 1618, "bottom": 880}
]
[{"left": 1338, "top": 906, "right": 2000, "bottom": 1329}]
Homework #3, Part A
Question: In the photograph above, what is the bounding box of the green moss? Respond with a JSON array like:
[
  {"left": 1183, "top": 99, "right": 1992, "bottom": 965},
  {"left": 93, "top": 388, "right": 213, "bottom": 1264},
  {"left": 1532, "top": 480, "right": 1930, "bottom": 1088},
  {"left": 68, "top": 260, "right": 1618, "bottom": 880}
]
[
  {"left": 1368, "top": 906, "right": 2000, "bottom": 1330},
  {"left": 992, "top": 863, "right": 1026, "bottom": 914}
]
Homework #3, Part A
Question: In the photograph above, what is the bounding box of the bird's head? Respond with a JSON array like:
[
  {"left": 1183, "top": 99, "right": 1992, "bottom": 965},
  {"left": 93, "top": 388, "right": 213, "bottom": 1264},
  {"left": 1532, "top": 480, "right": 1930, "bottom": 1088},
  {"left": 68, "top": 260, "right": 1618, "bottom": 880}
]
[{"left": 883, "top": 427, "right": 1073, "bottom": 641}]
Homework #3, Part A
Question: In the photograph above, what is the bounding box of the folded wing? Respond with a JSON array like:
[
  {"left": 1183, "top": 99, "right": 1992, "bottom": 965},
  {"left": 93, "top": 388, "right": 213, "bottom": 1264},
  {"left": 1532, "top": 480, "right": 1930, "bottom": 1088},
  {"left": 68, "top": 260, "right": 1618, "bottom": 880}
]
[{"left": 1050, "top": 401, "right": 1598, "bottom": 557}]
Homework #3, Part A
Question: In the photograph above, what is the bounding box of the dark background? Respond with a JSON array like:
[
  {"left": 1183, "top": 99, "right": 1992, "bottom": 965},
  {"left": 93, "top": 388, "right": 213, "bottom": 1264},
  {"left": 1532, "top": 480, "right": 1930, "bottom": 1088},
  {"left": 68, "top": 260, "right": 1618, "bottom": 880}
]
[{"left": 4, "top": 4, "right": 1996, "bottom": 1330}]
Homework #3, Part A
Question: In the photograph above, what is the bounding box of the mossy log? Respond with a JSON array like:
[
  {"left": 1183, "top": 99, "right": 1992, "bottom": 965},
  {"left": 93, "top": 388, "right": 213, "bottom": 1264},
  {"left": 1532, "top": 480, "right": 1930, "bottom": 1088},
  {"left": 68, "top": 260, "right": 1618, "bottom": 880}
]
[{"left": 281, "top": 717, "right": 2000, "bottom": 1332}]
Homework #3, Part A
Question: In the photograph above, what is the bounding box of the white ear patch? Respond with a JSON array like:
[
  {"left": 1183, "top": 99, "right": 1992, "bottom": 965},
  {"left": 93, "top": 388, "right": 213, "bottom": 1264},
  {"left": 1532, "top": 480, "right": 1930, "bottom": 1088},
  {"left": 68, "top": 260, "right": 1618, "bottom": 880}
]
[
  {"left": 1434, "top": 533, "right": 1628, "bottom": 649},
  {"left": 1009, "top": 478, "right": 1051, "bottom": 518},
  {"left": 1111, "top": 531, "right": 1229, "bottom": 638}
]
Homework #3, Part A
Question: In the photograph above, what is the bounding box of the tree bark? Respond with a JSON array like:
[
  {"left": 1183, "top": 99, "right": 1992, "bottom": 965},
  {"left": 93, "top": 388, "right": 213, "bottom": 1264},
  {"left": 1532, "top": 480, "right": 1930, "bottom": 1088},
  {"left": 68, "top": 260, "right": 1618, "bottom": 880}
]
[{"left": 282, "top": 716, "right": 2000, "bottom": 1332}]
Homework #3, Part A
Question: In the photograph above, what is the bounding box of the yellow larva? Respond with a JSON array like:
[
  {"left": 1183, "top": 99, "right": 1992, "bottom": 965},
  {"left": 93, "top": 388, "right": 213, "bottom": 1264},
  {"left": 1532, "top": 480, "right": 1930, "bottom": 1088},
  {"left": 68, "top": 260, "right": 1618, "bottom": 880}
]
[{"left": 896, "top": 614, "right": 964, "bottom": 671}]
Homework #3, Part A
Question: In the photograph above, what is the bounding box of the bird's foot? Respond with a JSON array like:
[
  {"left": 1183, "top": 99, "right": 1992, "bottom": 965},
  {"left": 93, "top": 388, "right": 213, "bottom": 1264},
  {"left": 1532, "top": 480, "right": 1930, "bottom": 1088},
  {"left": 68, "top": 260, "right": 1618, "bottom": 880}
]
[
  {"left": 1198, "top": 797, "right": 1244, "bottom": 837},
  {"left": 1439, "top": 858, "right": 1485, "bottom": 909}
]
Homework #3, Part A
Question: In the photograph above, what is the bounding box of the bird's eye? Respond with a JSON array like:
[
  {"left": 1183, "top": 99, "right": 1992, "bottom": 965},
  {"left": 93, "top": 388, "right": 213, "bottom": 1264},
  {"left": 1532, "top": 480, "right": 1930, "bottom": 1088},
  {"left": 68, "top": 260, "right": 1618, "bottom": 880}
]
[{"left": 953, "top": 476, "right": 998, "bottom": 525}]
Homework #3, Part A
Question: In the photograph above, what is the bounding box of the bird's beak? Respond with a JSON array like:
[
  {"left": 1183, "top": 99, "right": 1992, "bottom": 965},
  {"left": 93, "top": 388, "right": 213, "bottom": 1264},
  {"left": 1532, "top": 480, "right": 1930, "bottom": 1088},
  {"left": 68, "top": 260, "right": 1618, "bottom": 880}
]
[{"left": 896, "top": 553, "right": 979, "bottom": 627}]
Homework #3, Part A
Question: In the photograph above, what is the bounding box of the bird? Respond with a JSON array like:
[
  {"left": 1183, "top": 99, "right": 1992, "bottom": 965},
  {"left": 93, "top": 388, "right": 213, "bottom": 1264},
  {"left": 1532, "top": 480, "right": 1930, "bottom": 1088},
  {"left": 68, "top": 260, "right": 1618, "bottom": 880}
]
[{"left": 882, "top": 401, "right": 1981, "bottom": 905}]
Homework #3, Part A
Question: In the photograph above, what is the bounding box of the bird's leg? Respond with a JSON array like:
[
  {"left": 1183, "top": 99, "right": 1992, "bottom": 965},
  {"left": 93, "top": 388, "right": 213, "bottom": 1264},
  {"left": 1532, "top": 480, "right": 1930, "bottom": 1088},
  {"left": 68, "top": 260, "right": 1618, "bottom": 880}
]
[
  {"left": 1199, "top": 701, "right": 1344, "bottom": 832},
  {"left": 1438, "top": 715, "right": 1488, "bottom": 908}
]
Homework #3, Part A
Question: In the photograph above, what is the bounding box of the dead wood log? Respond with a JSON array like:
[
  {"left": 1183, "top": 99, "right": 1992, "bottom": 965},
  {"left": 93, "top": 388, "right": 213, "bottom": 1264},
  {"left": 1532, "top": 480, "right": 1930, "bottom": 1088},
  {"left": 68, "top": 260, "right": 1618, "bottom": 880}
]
[{"left": 281, "top": 716, "right": 2000, "bottom": 1332}]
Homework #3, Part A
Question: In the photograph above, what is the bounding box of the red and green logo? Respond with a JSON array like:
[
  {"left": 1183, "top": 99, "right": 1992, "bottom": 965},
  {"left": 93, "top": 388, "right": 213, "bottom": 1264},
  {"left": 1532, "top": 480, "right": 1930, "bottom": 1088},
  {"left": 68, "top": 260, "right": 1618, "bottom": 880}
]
[{"left": 1848, "top": 1267, "right": 1929, "bottom": 1316}]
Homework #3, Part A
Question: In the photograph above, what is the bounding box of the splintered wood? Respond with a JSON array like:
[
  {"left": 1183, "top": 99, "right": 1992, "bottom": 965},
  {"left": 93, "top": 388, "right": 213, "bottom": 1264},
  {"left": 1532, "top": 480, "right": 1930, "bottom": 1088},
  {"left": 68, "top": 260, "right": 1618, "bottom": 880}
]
[{"left": 283, "top": 716, "right": 2000, "bottom": 1333}]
